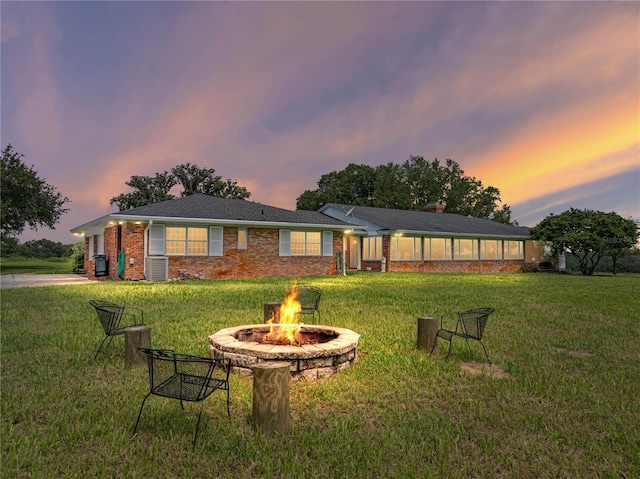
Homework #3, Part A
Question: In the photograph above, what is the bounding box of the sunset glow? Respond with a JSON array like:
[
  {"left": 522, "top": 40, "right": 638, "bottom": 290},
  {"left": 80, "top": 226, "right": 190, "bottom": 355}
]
[{"left": 1, "top": 1, "right": 637, "bottom": 243}]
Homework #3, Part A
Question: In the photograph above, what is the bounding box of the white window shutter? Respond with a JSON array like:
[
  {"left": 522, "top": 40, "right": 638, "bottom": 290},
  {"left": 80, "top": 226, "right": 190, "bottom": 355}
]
[
  {"left": 209, "top": 226, "right": 223, "bottom": 256},
  {"left": 279, "top": 230, "right": 291, "bottom": 256},
  {"left": 149, "top": 225, "right": 165, "bottom": 255},
  {"left": 322, "top": 231, "right": 333, "bottom": 256}
]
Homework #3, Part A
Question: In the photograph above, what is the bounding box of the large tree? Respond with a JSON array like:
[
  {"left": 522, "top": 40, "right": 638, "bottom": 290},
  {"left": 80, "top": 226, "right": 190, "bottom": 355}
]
[
  {"left": 0, "top": 144, "right": 70, "bottom": 241},
  {"left": 530, "top": 208, "right": 638, "bottom": 275},
  {"left": 109, "top": 172, "right": 177, "bottom": 211},
  {"left": 172, "top": 163, "right": 250, "bottom": 199},
  {"left": 296, "top": 156, "right": 514, "bottom": 224},
  {"left": 110, "top": 163, "right": 250, "bottom": 211}
]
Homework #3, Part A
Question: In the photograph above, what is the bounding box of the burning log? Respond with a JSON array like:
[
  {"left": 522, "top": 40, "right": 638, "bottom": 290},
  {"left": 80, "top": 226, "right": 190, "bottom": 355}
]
[
  {"left": 263, "top": 302, "right": 281, "bottom": 323},
  {"left": 252, "top": 362, "right": 290, "bottom": 434}
]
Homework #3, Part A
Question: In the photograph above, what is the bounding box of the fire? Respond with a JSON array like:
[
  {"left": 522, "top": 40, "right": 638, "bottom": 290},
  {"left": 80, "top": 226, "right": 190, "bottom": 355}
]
[{"left": 265, "top": 284, "right": 303, "bottom": 345}]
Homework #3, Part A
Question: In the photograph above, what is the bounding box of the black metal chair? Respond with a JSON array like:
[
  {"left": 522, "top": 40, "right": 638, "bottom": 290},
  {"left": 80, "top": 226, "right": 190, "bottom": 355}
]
[
  {"left": 430, "top": 308, "right": 496, "bottom": 364},
  {"left": 89, "top": 299, "right": 144, "bottom": 360},
  {"left": 133, "top": 348, "right": 231, "bottom": 447},
  {"left": 295, "top": 286, "right": 322, "bottom": 324}
]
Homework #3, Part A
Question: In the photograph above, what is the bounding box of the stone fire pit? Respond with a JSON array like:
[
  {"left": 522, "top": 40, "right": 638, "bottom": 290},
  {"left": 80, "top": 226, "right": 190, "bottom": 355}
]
[{"left": 208, "top": 324, "right": 360, "bottom": 379}]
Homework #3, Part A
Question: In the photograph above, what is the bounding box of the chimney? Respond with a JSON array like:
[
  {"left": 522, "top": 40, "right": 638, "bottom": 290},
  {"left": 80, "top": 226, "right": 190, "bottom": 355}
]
[{"left": 424, "top": 201, "right": 444, "bottom": 213}]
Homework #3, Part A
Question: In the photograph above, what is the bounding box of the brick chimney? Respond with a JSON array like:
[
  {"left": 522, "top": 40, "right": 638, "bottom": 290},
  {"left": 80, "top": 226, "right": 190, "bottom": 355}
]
[{"left": 424, "top": 202, "right": 444, "bottom": 213}]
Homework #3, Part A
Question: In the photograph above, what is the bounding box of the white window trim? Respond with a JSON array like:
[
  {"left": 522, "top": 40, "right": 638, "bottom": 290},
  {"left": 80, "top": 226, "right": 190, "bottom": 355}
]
[
  {"left": 279, "top": 229, "right": 330, "bottom": 257},
  {"left": 390, "top": 236, "right": 422, "bottom": 261},
  {"left": 453, "top": 238, "right": 478, "bottom": 261},
  {"left": 424, "top": 237, "right": 452, "bottom": 261},
  {"left": 480, "top": 239, "right": 502, "bottom": 260},
  {"left": 504, "top": 240, "right": 524, "bottom": 260},
  {"left": 363, "top": 236, "right": 382, "bottom": 261}
]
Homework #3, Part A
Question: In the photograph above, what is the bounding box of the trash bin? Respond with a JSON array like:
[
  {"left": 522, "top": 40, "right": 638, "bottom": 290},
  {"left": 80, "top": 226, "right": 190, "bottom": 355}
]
[{"left": 94, "top": 255, "right": 108, "bottom": 277}]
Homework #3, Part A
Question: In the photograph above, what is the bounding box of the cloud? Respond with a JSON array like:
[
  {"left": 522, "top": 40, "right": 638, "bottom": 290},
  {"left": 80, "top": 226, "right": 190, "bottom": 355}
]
[{"left": 5, "top": 1, "right": 638, "bottom": 244}]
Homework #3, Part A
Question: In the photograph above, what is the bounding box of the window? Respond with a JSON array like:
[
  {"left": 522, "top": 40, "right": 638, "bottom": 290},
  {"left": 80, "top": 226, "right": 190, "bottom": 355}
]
[
  {"left": 363, "top": 237, "right": 382, "bottom": 260},
  {"left": 238, "top": 227, "right": 247, "bottom": 249},
  {"left": 166, "top": 226, "right": 208, "bottom": 256},
  {"left": 291, "top": 231, "right": 321, "bottom": 256},
  {"left": 390, "top": 236, "right": 421, "bottom": 260},
  {"left": 425, "top": 238, "right": 451, "bottom": 260},
  {"left": 505, "top": 240, "right": 524, "bottom": 259},
  {"left": 279, "top": 230, "right": 329, "bottom": 256},
  {"left": 480, "top": 240, "right": 501, "bottom": 260},
  {"left": 454, "top": 239, "right": 478, "bottom": 260}
]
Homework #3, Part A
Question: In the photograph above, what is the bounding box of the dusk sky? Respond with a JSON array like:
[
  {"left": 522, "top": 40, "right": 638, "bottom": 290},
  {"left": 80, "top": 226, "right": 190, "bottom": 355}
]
[{"left": 2, "top": 1, "right": 638, "bottom": 245}]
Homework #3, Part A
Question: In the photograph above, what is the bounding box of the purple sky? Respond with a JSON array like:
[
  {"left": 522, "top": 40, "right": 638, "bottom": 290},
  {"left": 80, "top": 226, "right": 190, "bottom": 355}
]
[{"left": 2, "top": 1, "right": 638, "bottom": 245}]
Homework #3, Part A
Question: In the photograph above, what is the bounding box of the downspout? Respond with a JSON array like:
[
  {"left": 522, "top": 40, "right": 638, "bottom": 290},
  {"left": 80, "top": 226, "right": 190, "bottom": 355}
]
[{"left": 143, "top": 220, "right": 153, "bottom": 280}]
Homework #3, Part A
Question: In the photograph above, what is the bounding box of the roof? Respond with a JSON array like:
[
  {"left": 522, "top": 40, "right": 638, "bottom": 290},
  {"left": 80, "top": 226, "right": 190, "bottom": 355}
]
[
  {"left": 319, "top": 203, "right": 530, "bottom": 238},
  {"left": 71, "top": 194, "right": 355, "bottom": 233}
]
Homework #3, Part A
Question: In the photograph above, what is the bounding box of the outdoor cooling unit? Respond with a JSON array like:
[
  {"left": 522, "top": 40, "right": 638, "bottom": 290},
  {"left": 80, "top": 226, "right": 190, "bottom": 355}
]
[{"left": 94, "top": 255, "right": 108, "bottom": 277}]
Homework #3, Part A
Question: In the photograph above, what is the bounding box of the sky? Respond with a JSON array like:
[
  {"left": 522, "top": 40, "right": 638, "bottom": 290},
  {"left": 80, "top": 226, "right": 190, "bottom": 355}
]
[{"left": 2, "top": 1, "right": 639, "bottom": 245}]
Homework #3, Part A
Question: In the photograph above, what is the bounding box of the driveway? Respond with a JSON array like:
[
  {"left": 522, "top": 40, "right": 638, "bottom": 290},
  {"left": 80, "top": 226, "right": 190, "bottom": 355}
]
[{"left": 0, "top": 274, "right": 98, "bottom": 289}]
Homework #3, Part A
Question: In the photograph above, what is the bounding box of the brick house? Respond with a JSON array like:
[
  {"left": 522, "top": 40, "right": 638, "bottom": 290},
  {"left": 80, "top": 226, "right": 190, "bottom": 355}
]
[
  {"left": 71, "top": 195, "right": 538, "bottom": 281},
  {"left": 70, "top": 194, "right": 359, "bottom": 281},
  {"left": 318, "top": 203, "right": 538, "bottom": 273}
]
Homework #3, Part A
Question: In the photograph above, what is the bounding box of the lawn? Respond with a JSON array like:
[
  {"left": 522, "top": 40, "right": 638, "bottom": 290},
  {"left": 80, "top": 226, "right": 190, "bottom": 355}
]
[
  {"left": 0, "top": 256, "right": 74, "bottom": 274},
  {"left": 1, "top": 273, "right": 639, "bottom": 478}
]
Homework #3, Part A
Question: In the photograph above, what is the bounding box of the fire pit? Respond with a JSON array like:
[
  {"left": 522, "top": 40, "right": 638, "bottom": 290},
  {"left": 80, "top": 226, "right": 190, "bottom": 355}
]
[
  {"left": 209, "top": 285, "right": 360, "bottom": 379},
  {"left": 208, "top": 324, "right": 360, "bottom": 379}
]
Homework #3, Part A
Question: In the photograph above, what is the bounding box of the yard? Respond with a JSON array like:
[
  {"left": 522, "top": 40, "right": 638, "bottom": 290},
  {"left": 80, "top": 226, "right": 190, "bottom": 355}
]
[{"left": 1, "top": 273, "right": 638, "bottom": 478}]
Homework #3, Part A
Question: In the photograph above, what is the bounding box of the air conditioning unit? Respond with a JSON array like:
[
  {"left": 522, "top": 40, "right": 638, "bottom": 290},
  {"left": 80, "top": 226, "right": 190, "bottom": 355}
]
[{"left": 145, "top": 257, "right": 168, "bottom": 282}]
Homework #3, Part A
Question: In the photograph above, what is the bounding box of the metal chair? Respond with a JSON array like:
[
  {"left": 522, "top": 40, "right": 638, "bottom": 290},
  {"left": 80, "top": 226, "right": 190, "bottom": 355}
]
[
  {"left": 295, "top": 286, "right": 322, "bottom": 324},
  {"left": 430, "top": 308, "right": 496, "bottom": 364},
  {"left": 133, "top": 348, "right": 231, "bottom": 447},
  {"left": 89, "top": 299, "right": 144, "bottom": 360}
]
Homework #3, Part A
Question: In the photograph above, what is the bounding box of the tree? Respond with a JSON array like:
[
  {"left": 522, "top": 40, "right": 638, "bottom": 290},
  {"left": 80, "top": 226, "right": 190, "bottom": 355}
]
[
  {"left": 530, "top": 208, "right": 638, "bottom": 276},
  {"left": 110, "top": 163, "right": 250, "bottom": 211},
  {"left": 109, "top": 172, "right": 177, "bottom": 211},
  {"left": 601, "top": 213, "right": 638, "bottom": 274},
  {"left": 296, "top": 156, "right": 514, "bottom": 224},
  {"left": 296, "top": 163, "right": 378, "bottom": 210},
  {"left": 17, "top": 239, "right": 73, "bottom": 258},
  {"left": 1, "top": 144, "right": 70, "bottom": 241}
]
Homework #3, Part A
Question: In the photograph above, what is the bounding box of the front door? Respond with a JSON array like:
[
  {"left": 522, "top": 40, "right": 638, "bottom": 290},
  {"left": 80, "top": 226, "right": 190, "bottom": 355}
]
[{"left": 349, "top": 237, "right": 359, "bottom": 269}]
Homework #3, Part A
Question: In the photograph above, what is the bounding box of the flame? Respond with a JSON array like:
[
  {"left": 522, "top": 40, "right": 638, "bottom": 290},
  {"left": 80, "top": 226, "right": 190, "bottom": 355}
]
[{"left": 265, "top": 283, "right": 303, "bottom": 345}]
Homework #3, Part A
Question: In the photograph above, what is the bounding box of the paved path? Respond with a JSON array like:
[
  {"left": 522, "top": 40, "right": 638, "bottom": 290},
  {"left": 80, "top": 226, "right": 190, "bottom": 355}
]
[{"left": 0, "top": 274, "right": 98, "bottom": 289}]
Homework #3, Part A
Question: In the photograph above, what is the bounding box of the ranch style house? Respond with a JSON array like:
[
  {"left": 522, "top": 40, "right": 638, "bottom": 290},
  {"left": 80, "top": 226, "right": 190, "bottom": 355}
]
[{"left": 71, "top": 194, "right": 539, "bottom": 281}]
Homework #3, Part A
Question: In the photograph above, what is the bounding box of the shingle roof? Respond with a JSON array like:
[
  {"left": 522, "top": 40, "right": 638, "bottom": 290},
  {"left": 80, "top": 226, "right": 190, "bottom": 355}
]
[
  {"left": 112, "top": 194, "right": 350, "bottom": 227},
  {"left": 323, "top": 203, "right": 530, "bottom": 238}
]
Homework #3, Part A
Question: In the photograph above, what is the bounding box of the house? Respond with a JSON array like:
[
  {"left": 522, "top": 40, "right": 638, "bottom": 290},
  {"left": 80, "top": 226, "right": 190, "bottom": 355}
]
[
  {"left": 318, "top": 203, "right": 539, "bottom": 273},
  {"left": 70, "top": 195, "right": 540, "bottom": 281},
  {"left": 70, "top": 194, "right": 361, "bottom": 281}
]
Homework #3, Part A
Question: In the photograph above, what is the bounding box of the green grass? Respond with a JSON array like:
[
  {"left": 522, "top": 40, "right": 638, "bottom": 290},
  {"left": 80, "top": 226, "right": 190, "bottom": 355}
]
[
  {"left": 2, "top": 273, "right": 639, "bottom": 478},
  {"left": 0, "top": 256, "right": 74, "bottom": 274}
]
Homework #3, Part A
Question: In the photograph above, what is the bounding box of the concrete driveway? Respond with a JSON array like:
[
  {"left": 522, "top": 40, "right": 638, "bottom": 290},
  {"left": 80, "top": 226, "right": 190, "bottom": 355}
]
[{"left": 0, "top": 274, "right": 98, "bottom": 289}]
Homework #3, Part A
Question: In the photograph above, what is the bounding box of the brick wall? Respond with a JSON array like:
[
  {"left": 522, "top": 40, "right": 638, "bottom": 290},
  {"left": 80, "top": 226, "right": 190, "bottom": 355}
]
[{"left": 165, "top": 228, "right": 341, "bottom": 280}]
